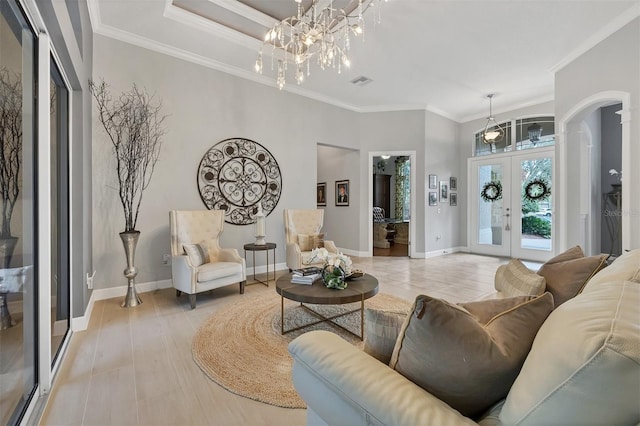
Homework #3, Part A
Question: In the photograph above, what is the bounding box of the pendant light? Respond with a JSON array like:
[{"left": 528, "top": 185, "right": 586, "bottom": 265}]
[{"left": 483, "top": 94, "right": 504, "bottom": 144}]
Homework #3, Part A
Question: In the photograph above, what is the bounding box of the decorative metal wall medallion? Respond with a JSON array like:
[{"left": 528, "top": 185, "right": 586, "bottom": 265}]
[{"left": 197, "top": 138, "right": 282, "bottom": 225}]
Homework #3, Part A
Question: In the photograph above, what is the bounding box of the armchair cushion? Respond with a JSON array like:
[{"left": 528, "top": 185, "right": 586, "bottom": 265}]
[
  {"left": 183, "top": 242, "right": 210, "bottom": 267},
  {"left": 389, "top": 293, "right": 554, "bottom": 419},
  {"left": 297, "top": 233, "right": 324, "bottom": 251},
  {"left": 197, "top": 262, "right": 244, "bottom": 283}
]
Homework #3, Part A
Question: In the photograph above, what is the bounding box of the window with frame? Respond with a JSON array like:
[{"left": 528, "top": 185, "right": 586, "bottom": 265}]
[{"left": 474, "top": 116, "right": 554, "bottom": 156}]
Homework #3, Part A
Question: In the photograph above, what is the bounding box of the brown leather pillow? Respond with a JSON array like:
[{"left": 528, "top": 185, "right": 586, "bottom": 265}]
[
  {"left": 537, "top": 247, "right": 607, "bottom": 307},
  {"left": 389, "top": 293, "right": 554, "bottom": 419}
]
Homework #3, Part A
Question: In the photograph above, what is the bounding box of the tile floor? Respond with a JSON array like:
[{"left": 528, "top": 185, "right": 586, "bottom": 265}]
[{"left": 40, "top": 252, "right": 509, "bottom": 426}]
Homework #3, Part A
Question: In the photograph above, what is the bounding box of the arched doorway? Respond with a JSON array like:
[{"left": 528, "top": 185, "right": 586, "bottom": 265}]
[{"left": 557, "top": 91, "right": 631, "bottom": 257}]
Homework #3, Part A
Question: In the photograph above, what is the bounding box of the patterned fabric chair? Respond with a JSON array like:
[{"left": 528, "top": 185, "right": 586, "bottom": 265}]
[
  {"left": 373, "top": 207, "right": 393, "bottom": 249},
  {"left": 169, "top": 210, "right": 246, "bottom": 309},
  {"left": 283, "top": 209, "right": 338, "bottom": 271}
]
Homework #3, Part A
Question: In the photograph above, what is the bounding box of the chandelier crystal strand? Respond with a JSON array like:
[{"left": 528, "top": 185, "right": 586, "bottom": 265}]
[{"left": 256, "top": 0, "right": 387, "bottom": 89}]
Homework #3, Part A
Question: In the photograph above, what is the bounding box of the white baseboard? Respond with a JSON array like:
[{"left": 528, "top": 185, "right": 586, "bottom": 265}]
[
  {"left": 426, "top": 246, "right": 468, "bottom": 258},
  {"left": 70, "top": 279, "right": 173, "bottom": 332},
  {"left": 71, "top": 291, "right": 95, "bottom": 332},
  {"left": 337, "top": 248, "right": 369, "bottom": 257}
]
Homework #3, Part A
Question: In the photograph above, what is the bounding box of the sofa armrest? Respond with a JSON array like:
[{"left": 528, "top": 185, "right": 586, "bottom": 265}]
[{"left": 289, "top": 331, "right": 476, "bottom": 426}]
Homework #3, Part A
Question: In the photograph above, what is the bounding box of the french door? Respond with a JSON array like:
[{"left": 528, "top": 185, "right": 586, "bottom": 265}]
[{"left": 469, "top": 148, "right": 554, "bottom": 262}]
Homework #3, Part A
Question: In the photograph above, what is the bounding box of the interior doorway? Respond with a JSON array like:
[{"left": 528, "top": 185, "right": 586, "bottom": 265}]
[
  {"left": 558, "top": 92, "right": 628, "bottom": 257},
  {"left": 369, "top": 152, "right": 415, "bottom": 257}
]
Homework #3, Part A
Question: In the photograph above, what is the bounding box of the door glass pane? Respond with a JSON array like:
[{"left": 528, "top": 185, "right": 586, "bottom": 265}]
[
  {"left": 478, "top": 164, "right": 504, "bottom": 245},
  {"left": 50, "top": 59, "right": 70, "bottom": 364},
  {"left": 520, "top": 157, "right": 552, "bottom": 251},
  {"left": 0, "top": 1, "right": 37, "bottom": 424}
]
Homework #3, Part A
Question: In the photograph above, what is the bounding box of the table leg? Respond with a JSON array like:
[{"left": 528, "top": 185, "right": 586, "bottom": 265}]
[
  {"left": 360, "top": 294, "right": 364, "bottom": 340},
  {"left": 281, "top": 294, "right": 284, "bottom": 335}
]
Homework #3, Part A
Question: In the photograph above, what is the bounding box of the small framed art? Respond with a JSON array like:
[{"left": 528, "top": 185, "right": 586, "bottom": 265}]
[
  {"left": 450, "top": 177, "right": 457, "bottom": 191},
  {"left": 317, "top": 182, "right": 327, "bottom": 206},
  {"left": 429, "top": 174, "right": 437, "bottom": 189},
  {"left": 428, "top": 192, "right": 438, "bottom": 206},
  {"left": 450, "top": 193, "right": 457, "bottom": 206},
  {"left": 336, "top": 180, "right": 349, "bottom": 206},
  {"left": 439, "top": 181, "right": 448, "bottom": 202}
]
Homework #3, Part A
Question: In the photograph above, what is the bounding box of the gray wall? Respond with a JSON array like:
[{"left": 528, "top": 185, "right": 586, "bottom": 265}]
[
  {"left": 317, "top": 145, "right": 360, "bottom": 252},
  {"left": 92, "top": 35, "right": 436, "bottom": 289},
  {"left": 39, "top": 0, "right": 93, "bottom": 317},
  {"left": 600, "top": 104, "right": 623, "bottom": 255},
  {"left": 425, "top": 111, "right": 461, "bottom": 254},
  {"left": 556, "top": 18, "right": 640, "bottom": 251}
]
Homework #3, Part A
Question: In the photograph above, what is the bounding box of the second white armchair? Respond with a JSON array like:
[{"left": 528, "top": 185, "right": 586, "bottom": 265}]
[{"left": 169, "top": 210, "right": 246, "bottom": 309}]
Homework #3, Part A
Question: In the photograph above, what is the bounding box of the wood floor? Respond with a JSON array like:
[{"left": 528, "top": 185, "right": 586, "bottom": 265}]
[{"left": 40, "top": 253, "right": 508, "bottom": 426}]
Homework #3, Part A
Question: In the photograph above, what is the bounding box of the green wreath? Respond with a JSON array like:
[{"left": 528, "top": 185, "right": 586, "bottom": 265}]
[
  {"left": 481, "top": 181, "right": 502, "bottom": 202},
  {"left": 524, "top": 178, "right": 551, "bottom": 201}
]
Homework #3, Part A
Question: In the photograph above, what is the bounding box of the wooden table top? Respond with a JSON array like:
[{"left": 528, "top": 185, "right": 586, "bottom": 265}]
[{"left": 275, "top": 272, "right": 379, "bottom": 305}]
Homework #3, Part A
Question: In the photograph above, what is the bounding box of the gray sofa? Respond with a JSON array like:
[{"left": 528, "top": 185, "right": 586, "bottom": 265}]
[{"left": 289, "top": 249, "right": 640, "bottom": 425}]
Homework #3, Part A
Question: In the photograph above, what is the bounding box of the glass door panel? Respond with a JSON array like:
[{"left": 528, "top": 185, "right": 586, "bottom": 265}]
[
  {"left": 512, "top": 152, "right": 553, "bottom": 261},
  {"left": 469, "top": 158, "right": 511, "bottom": 257},
  {"left": 0, "top": 1, "right": 38, "bottom": 424}
]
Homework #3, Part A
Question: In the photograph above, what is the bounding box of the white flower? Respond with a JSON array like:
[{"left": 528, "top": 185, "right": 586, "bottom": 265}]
[
  {"left": 609, "top": 169, "right": 622, "bottom": 182},
  {"left": 305, "top": 248, "right": 352, "bottom": 275}
]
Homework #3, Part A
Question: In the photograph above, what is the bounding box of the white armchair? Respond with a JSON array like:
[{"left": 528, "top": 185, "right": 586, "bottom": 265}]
[
  {"left": 283, "top": 209, "right": 338, "bottom": 271},
  {"left": 169, "top": 210, "right": 246, "bottom": 309}
]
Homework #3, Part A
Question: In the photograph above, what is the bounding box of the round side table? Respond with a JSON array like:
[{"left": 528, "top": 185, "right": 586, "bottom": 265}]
[{"left": 243, "top": 242, "right": 276, "bottom": 286}]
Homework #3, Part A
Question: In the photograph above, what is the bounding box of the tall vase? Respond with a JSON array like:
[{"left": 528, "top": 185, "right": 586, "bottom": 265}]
[
  {"left": 120, "top": 231, "right": 142, "bottom": 308},
  {"left": 0, "top": 236, "right": 19, "bottom": 329}
]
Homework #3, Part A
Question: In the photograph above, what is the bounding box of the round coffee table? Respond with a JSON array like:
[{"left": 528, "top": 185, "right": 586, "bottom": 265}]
[{"left": 275, "top": 272, "right": 379, "bottom": 340}]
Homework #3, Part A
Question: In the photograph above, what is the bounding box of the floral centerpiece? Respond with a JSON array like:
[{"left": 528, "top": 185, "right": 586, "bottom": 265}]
[{"left": 306, "top": 248, "right": 353, "bottom": 290}]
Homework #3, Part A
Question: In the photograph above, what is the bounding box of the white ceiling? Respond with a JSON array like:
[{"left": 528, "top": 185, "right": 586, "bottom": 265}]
[{"left": 89, "top": 0, "right": 640, "bottom": 122}]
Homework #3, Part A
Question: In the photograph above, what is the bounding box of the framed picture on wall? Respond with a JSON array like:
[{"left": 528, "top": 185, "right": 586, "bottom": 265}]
[
  {"left": 450, "top": 193, "right": 458, "bottom": 206},
  {"left": 429, "top": 174, "right": 437, "bottom": 189},
  {"left": 428, "top": 192, "right": 438, "bottom": 206},
  {"left": 317, "top": 182, "right": 327, "bottom": 206},
  {"left": 439, "top": 181, "right": 448, "bottom": 202},
  {"left": 450, "top": 177, "right": 457, "bottom": 191},
  {"left": 336, "top": 180, "right": 349, "bottom": 206}
]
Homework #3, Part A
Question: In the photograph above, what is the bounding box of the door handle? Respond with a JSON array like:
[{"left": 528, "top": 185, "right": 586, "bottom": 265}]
[{"left": 504, "top": 208, "right": 510, "bottom": 231}]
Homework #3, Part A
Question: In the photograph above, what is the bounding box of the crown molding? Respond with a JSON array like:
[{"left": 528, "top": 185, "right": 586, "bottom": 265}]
[
  {"left": 205, "top": 0, "right": 277, "bottom": 28},
  {"left": 86, "top": 0, "right": 101, "bottom": 32},
  {"left": 163, "top": 2, "right": 262, "bottom": 50},
  {"left": 550, "top": 3, "right": 640, "bottom": 73}
]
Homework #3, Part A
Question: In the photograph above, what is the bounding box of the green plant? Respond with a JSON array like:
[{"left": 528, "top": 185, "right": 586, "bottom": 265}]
[{"left": 521, "top": 216, "right": 551, "bottom": 238}]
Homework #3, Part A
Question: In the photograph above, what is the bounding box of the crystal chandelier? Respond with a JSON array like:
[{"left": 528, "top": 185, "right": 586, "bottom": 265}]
[
  {"left": 483, "top": 94, "right": 505, "bottom": 144},
  {"left": 254, "top": 0, "right": 387, "bottom": 90}
]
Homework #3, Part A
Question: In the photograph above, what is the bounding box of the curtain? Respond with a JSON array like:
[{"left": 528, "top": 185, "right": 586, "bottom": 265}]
[{"left": 394, "top": 157, "right": 410, "bottom": 220}]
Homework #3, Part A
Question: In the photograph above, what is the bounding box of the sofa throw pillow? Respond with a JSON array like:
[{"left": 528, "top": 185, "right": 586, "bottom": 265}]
[
  {"left": 500, "top": 281, "right": 640, "bottom": 425},
  {"left": 537, "top": 250, "right": 607, "bottom": 307},
  {"left": 389, "top": 293, "right": 554, "bottom": 419},
  {"left": 363, "top": 307, "right": 410, "bottom": 365},
  {"left": 297, "top": 233, "right": 324, "bottom": 251},
  {"left": 183, "top": 242, "right": 209, "bottom": 267},
  {"left": 494, "top": 259, "right": 546, "bottom": 297}
]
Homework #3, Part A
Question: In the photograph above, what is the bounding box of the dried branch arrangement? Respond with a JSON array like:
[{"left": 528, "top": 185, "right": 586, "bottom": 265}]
[
  {"left": 89, "top": 80, "right": 167, "bottom": 232},
  {"left": 0, "top": 68, "right": 22, "bottom": 239}
]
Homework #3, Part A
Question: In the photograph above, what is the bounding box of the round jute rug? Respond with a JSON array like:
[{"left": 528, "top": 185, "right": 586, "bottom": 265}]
[{"left": 192, "top": 290, "right": 410, "bottom": 409}]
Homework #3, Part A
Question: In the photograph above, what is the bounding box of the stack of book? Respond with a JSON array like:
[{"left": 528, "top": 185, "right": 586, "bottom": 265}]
[{"left": 291, "top": 266, "right": 322, "bottom": 285}]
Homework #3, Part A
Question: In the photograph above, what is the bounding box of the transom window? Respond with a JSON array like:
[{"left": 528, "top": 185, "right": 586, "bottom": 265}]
[{"left": 475, "top": 116, "right": 555, "bottom": 156}]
